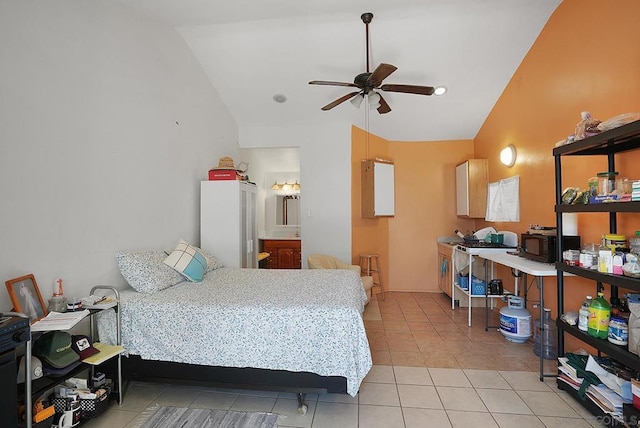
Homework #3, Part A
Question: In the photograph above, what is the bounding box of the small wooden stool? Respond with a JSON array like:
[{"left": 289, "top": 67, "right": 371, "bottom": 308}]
[{"left": 359, "top": 254, "right": 384, "bottom": 300}]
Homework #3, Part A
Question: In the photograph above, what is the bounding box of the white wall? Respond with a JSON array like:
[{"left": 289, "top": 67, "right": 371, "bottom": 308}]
[
  {"left": 240, "top": 123, "right": 352, "bottom": 266},
  {"left": 0, "top": 1, "right": 238, "bottom": 311}
]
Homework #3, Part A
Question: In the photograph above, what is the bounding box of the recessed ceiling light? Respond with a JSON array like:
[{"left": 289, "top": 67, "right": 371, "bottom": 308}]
[
  {"left": 272, "top": 94, "right": 287, "bottom": 103},
  {"left": 434, "top": 86, "right": 447, "bottom": 96}
]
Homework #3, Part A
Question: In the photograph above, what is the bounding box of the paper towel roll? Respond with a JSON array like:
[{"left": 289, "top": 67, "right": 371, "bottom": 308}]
[{"left": 562, "top": 213, "right": 578, "bottom": 236}]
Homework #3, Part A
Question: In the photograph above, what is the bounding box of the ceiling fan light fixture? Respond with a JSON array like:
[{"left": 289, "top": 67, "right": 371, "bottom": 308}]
[
  {"left": 434, "top": 86, "right": 447, "bottom": 96},
  {"left": 350, "top": 94, "right": 364, "bottom": 108},
  {"left": 367, "top": 91, "right": 381, "bottom": 105}
]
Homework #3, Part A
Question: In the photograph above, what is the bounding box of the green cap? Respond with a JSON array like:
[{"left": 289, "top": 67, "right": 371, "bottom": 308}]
[{"left": 33, "top": 331, "right": 80, "bottom": 369}]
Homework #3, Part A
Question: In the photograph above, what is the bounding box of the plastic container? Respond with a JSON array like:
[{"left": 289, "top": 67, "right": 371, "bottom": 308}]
[
  {"left": 471, "top": 278, "right": 486, "bottom": 295},
  {"left": 533, "top": 308, "right": 558, "bottom": 359},
  {"left": 605, "top": 233, "right": 627, "bottom": 252},
  {"left": 598, "top": 238, "right": 613, "bottom": 273},
  {"left": 499, "top": 296, "right": 532, "bottom": 343},
  {"left": 588, "top": 176, "right": 599, "bottom": 197},
  {"left": 588, "top": 292, "right": 611, "bottom": 339},
  {"left": 630, "top": 231, "right": 640, "bottom": 255},
  {"left": 615, "top": 177, "right": 631, "bottom": 194},
  {"left": 608, "top": 316, "right": 628, "bottom": 346},
  {"left": 578, "top": 295, "right": 593, "bottom": 332},
  {"left": 597, "top": 171, "right": 618, "bottom": 196},
  {"left": 579, "top": 243, "right": 598, "bottom": 269}
]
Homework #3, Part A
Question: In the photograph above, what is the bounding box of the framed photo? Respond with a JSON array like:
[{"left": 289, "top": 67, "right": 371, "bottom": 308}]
[{"left": 5, "top": 274, "right": 48, "bottom": 323}]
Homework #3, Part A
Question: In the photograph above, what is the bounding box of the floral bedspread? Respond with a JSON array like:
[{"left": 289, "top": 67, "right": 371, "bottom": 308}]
[{"left": 111, "top": 268, "right": 371, "bottom": 396}]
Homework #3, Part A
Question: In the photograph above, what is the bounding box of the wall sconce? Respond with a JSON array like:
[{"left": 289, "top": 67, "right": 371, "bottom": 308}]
[{"left": 500, "top": 145, "right": 517, "bottom": 167}]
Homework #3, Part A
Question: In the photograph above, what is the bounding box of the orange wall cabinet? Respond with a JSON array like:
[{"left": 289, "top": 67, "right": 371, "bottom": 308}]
[
  {"left": 456, "top": 159, "right": 488, "bottom": 218},
  {"left": 262, "top": 239, "right": 301, "bottom": 269}
]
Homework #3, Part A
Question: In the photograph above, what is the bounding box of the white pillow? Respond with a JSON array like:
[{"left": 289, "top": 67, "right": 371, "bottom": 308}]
[
  {"left": 163, "top": 240, "right": 208, "bottom": 282},
  {"left": 116, "top": 251, "right": 185, "bottom": 294}
]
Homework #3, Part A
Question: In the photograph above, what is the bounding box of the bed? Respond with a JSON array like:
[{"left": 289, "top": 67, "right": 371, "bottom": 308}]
[{"left": 98, "top": 252, "right": 372, "bottom": 410}]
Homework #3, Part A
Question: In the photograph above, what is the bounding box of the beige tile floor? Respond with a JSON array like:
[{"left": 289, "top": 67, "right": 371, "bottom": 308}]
[{"left": 81, "top": 292, "right": 602, "bottom": 427}]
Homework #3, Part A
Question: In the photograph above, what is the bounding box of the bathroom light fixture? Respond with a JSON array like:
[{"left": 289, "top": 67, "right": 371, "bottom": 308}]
[
  {"left": 500, "top": 144, "right": 517, "bottom": 167},
  {"left": 272, "top": 180, "right": 301, "bottom": 192}
]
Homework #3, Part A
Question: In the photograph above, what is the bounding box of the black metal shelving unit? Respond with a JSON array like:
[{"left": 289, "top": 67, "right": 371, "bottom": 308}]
[{"left": 554, "top": 119, "right": 640, "bottom": 425}]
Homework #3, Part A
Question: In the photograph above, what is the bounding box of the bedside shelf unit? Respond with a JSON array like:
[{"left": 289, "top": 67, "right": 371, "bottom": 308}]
[
  {"left": 22, "top": 286, "right": 122, "bottom": 428},
  {"left": 554, "top": 119, "right": 640, "bottom": 425}
]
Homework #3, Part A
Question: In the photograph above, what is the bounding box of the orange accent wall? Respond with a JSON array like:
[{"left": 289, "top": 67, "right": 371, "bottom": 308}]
[
  {"left": 352, "top": 0, "right": 640, "bottom": 305},
  {"left": 352, "top": 125, "right": 476, "bottom": 292},
  {"left": 387, "top": 139, "right": 476, "bottom": 292},
  {"left": 473, "top": 0, "right": 640, "bottom": 349},
  {"left": 351, "top": 126, "right": 390, "bottom": 294}
]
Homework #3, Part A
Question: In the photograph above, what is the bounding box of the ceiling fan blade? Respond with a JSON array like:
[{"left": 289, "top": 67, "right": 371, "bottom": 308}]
[
  {"left": 320, "top": 91, "right": 361, "bottom": 111},
  {"left": 367, "top": 63, "right": 397, "bottom": 87},
  {"left": 377, "top": 94, "right": 391, "bottom": 114},
  {"left": 380, "top": 84, "right": 435, "bottom": 96},
  {"left": 309, "top": 80, "right": 359, "bottom": 88}
]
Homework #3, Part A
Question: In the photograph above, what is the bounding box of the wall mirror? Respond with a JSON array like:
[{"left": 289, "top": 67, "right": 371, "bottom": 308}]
[{"left": 275, "top": 195, "right": 300, "bottom": 226}]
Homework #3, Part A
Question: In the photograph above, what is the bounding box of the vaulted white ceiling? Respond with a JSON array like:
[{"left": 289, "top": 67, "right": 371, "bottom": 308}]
[{"left": 114, "top": 0, "right": 562, "bottom": 141}]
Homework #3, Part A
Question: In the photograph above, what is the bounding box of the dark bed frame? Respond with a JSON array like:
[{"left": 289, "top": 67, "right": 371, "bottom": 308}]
[
  {"left": 121, "top": 355, "right": 347, "bottom": 393},
  {"left": 116, "top": 354, "right": 348, "bottom": 410}
]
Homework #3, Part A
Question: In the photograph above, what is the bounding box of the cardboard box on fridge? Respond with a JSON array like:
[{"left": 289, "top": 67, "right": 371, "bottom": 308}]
[
  {"left": 627, "top": 295, "right": 640, "bottom": 356},
  {"left": 208, "top": 169, "right": 241, "bottom": 180}
]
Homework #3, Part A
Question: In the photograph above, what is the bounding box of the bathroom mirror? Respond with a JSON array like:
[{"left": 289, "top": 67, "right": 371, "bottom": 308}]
[{"left": 275, "top": 195, "right": 300, "bottom": 226}]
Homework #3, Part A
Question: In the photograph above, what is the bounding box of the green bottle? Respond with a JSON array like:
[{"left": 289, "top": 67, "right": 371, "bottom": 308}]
[{"left": 588, "top": 292, "right": 611, "bottom": 339}]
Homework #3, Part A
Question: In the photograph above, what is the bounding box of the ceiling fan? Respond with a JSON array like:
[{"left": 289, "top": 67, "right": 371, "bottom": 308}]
[{"left": 309, "top": 12, "right": 435, "bottom": 114}]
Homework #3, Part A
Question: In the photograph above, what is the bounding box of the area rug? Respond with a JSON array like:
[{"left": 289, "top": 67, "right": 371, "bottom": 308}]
[{"left": 134, "top": 405, "right": 279, "bottom": 428}]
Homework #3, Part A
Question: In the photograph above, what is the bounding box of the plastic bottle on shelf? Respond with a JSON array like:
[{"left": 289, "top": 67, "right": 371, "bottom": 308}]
[
  {"left": 598, "top": 236, "right": 613, "bottom": 273},
  {"left": 533, "top": 308, "right": 558, "bottom": 359},
  {"left": 588, "top": 292, "right": 611, "bottom": 339},
  {"left": 578, "top": 295, "right": 592, "bottom": 332}
]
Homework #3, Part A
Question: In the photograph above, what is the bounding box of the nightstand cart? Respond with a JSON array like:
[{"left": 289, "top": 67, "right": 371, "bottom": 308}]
[{"left": 22, "top": 285, "right": 123, "bottom": 428}]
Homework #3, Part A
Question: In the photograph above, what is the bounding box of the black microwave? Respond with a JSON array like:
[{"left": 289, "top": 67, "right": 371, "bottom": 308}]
[{"left": 519, "top": 233, "right": 581, "bottom": 263}]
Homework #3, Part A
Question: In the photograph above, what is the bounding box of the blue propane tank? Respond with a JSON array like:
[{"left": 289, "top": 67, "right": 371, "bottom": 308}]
[{"left": 499, "top": 296, "right": 532, "bottom": 343}]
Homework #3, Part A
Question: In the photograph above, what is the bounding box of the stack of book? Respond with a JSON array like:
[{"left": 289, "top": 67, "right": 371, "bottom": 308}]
[{"left": 633, "top": 180, "right": 640, "bottom": 201}]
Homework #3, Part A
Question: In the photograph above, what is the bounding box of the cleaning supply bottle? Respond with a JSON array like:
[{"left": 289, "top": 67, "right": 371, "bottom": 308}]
[
  {"left": 578, "top": 295, "right": 592, "bottom": 332},
  {"left": 588, "top": 292, "right": 611, "bottom": 339}
]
